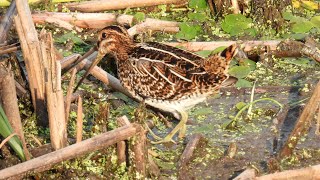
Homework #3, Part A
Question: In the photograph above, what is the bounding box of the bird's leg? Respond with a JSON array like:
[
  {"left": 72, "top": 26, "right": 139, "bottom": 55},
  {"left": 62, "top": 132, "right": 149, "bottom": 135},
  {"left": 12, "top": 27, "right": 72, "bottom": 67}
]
[{"left": 152, "top": 110, "right": 188, "bottom": 144}]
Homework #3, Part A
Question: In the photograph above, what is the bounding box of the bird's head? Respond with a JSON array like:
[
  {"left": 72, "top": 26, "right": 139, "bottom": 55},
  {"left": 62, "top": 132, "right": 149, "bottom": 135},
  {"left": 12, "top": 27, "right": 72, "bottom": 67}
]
[{"left": 96, "top": 25, "right": 134, "bottom": 58}]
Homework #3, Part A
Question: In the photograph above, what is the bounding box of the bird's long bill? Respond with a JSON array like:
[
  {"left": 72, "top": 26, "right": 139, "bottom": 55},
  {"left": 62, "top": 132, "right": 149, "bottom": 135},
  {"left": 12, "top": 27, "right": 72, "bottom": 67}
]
[{"left": 73, "top": 51, "right": 105, "bottom": 92}]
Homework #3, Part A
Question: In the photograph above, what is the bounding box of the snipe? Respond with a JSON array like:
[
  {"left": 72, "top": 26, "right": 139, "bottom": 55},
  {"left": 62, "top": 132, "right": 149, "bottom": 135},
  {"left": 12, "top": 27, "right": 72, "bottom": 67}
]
[{"left": 76, "top": 25, "right": 238, "bottom": 144}]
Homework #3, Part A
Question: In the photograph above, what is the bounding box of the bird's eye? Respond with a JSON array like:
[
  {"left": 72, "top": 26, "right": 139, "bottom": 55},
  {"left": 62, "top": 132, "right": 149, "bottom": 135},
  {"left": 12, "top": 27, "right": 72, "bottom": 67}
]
[{"left": 102, "top": 32, "right": 107, "bottom": 39}]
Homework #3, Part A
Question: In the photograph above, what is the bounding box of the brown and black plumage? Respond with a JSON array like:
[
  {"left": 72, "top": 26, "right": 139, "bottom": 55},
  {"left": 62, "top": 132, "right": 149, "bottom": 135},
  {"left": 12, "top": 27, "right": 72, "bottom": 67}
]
[{"left": 77, "top": 25, "right": 238, "bottom": 143}]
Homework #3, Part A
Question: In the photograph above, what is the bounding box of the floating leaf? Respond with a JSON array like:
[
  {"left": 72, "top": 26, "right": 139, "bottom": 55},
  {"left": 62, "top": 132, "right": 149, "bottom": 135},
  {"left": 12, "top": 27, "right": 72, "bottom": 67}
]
[
  {"left": 282, "top": 12, "right": 295, "bottom": 20},
  {"left": 310, "top": 16, "right": 320, "bottom": 29},
  {"left": 195, "top": 50, "right": 212, "bottom": 58},
  {"left": 221, "top": 14, "right": 252, "bottom": 36},
  {"left": 189, "top": 0, "right": 208, "bottom": 9},
  {"left": 235, "top": 79, "right": 252, "bottom": 88},
  {"left": 211, "top": 46, "right": 228, "bottom": 54},
  {"left": 176, "top": 22, "right": 201, "bottom": 40},
  {"left": 192, "top": 107, "right": 212, "bottom": 116},
  {"left": 282, "top": 33, "right": 308, "bottom": 40},
  {"left": 291, "top": 21, "right": 314, "bottom": 33},
  {"left": 228, "top": 66, "right": 251, "bottom": 78},
  {"left": 55, "top": 32, "right": 87, "bottom": 45},
  {"left": 283, "top": 58, "right": 312, "bottom": 67},
  {"left": 133, "top": 12, "right": 146, "bottom": 25},
  {"left": 187, "top": 12, "right": 207, "bottom": 22},
  {"left": 236, "top": 102, "right": 247, "bottom": 110},
  {"left": 240, "top": 59, "right": 256, "bottom": 70}
]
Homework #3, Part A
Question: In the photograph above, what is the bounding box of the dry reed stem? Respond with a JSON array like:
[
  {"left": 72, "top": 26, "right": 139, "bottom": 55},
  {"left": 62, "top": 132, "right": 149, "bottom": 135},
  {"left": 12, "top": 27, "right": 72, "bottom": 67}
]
[
  {"left": 0, "top": 125, "right": 137, "bottom": 179},
  {"left": 65, "top": 68, "right": 77, "bottom": 122},
  {"left": 76, "top": 96, "right": 83, "bottom": 143},
  {"left": 66, "top": 0, "right": 186, "bottom": 12}
]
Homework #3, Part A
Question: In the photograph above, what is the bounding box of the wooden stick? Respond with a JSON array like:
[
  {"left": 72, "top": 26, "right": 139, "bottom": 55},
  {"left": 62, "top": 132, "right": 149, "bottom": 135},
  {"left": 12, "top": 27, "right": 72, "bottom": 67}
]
[
  {"left": 41, "top": 30, "right": 67, "bottom": 149},
  {"left": 14, "top": 1, "right": 47, "bottom": 126},
  {"left": 66, "top": 0, "right": 185, "bottom": 12},
  {"left": 116, "top": 141, "right": 126, "bottom": 165},
  {"left": 316, "top": 105, "right": 320, "bottom": 135},
  {"left": 231, "top": 0, "right": 240, "bottom": 14},
  {"left": 59, "top": 53, "right": 81, "bottom": 70},
  {"left": 65, "top": 68, "right": 77, "bottom": 122},
  {"left": 0, "top": 133, "right": 17, "bottom": 149},
  {"left": 233, "top": 169, "right": 256, "bottom": 180},
  {"left": 279, "top": 81, "right": 320, "bottom": 158},
  {"left": 76, "top": 96, "right": 83, "bottom": 143},
  {"left": 63, "top": 52, "right": 132, "bottom": 98},
  {"left": 45, "top": 17, "right": 82, "bottom": 32},
  {"left": 166, "top": 40, "right": 281, "bottom": 52},
  {"left": 0, "top": 63, "right": 30, "bottom": 160},
  {"left": 0, "top": 45, "right": 19, "bottom": 55},
  {"left": 31, "top": 12, "right": 179, "bottom": 31},
  {"left": 178, "top": 134, "right": 203, "bottom": 169},
  {"left": 257, "top": 164, "right": 320, "bottom": 179},
  {"left": 116, "top": 116, "right": 130, "bottom": 165},
  {"left": 130, "top": 124, "right": 147, "bottom": 178},
  {"left": 0, "top": 0, "right": 16, "bottom": 43},
  {"left": 0, "top": 125, "right": 137, "bottom": 179}
]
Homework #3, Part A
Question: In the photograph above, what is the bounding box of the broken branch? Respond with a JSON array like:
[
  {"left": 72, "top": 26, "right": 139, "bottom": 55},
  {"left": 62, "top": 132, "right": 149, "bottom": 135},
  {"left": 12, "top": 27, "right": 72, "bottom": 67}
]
[{"left": 0, "top": 125, "right": 137, "bottom": 179}]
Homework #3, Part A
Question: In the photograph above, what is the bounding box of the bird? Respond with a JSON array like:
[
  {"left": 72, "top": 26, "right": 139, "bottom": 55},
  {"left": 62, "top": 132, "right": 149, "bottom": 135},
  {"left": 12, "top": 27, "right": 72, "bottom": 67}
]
[{"left": 75, "top": 25, "right": 238, "bottom": 144}]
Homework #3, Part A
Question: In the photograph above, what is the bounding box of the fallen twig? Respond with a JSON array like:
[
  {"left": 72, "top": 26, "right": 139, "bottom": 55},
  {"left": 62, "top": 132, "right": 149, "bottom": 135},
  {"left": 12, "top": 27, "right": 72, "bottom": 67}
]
[
  {"left": 0, "top": 0, "right": 16, "bottom": 43},
  {"left": 76, "top": 96, "right": 83, "bottom": 143},
  {"left": 233, "top": 168, "right": 256, "bottom": 180},
  {"left": 0, "top": 133, "right": 17, "bottom": 149},
  {"left": 117, "top": 116, "right": 130, "bottom": 165},
  {"left": 60, "top": 51, "right": 132, "bottom": 98},
  {"left": 257, "top": 164, "right": 320, "bottom": 179},
  {"left": 279, "top": 81, "right": 320, "bottom": 158},
  {"left": 31, "top": 12, "right": 179, "bottom": 32},
  {"left": 65, "top": 68, "right": 77, "bottom": 122},
  {"left": 45, "top": 17, "right": 82, "bottom": 32},
  {"left": 66, "top": 0, "right": 185, "bottom": 12},
  {"left": 0, "top": 125, "right": 137, "bottom": 179},
  {"left": 130, "top": 124, "right": 147, "bottom": 178},
  {"left": 178, "top": 134, "right": 204, "bottom": 178}
]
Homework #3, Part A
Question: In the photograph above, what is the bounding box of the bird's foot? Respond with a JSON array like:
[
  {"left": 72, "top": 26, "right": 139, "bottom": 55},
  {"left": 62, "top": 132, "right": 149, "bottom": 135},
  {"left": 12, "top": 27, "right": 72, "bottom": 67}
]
[{"left": 151, "top": 118, "right": 187, "bottom": 144}]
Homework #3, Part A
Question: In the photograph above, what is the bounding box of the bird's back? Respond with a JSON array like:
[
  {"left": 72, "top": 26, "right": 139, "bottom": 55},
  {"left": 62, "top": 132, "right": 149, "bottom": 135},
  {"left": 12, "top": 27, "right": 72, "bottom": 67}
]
[{"left": 116, "top": 42, "right": 237, "bottom": 106}]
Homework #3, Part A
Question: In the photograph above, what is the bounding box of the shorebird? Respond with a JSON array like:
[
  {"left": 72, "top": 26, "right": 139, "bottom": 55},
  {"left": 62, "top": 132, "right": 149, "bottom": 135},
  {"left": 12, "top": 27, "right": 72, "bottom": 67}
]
[{"left": 75, "top": 25, "right": 237, "bottom": 144}]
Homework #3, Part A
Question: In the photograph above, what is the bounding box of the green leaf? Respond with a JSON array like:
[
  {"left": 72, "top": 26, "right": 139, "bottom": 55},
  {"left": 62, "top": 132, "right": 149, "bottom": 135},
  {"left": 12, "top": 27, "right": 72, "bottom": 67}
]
[
  {"left": 282, "top": 12, "right": 294, "bottom": 20},
  {"left": 189, "top": 0, "right": 208, "bottom": 9},
  {"left": 291, "top": 21, "right": 315, "bottom": 33},
  {"left": 310, "top": 16, "right": 320, "bottom": 29},
  {"left": 228, "top": 66, "right": 251, "bottom": 78},
  {"left": 192, "top": 107, "right": 212, "bottom": 116},
  {"left": 221, "top": 14, "right": 252, "bottom": 36},
  {"left": 240, "top": 59, "right": 256, "bottom": 70},
  {"left": 236, "top": 102, "right": 247, "bottom": 110},
  {"left": 133, "top": 12, "right": 146, "bottom": 25},
  {"left": 0, "top": 105, "right": 26, "bottom": 161},
  {"left": 235, "top": 79, "right": 252, "bottom": 88},
  {"left": 282, "top": 33, "right": 308, "bottom": 40},
  {"left": 187, "top": 12, "right": 207, "bottom": 22},
  {"left": 211, "top": 46, "right": 228, "bottom": 54},
  {"left": 55, "top": 32, "right": 87, "bottom": 45},
  {"left": 244, "top": 28, "right": 257, "bottom": 37},
  {"left": 283, "top": 58, "right": 312, "bottom": 67},
  {"left": 195, "top": 50, "right": 212, "bottom": 58},
  {"left": 176, "top": 22, "right": 201, "bottom": 40}
]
